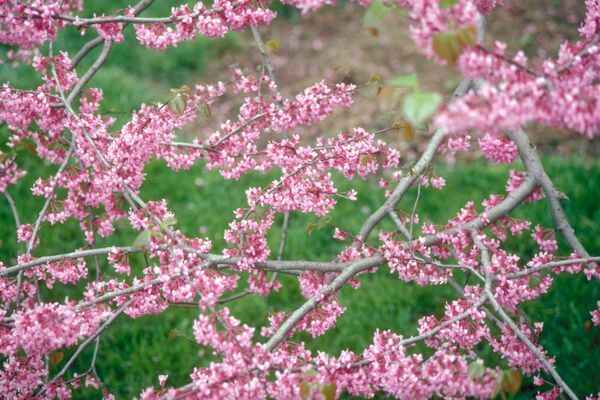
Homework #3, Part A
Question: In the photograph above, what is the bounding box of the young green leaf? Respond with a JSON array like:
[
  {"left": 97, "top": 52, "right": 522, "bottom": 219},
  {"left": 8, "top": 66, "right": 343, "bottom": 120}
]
[
  {"left": 439, "top": 0, "right": 459, "bottom": 8},
  {"left": 387, "top": 73, "right": 419, "bottom": 89},
  {"left": 199, "top": 103, "right": 212, "bottom": 117},
  {"left": 401, "top": 91, "right": 442, "bottom": 126},
  {"left": 317, "top": 214, "right": 332, "bottom": 230},
  {"left": 160, "top": 216, "right": 177, "bottom": 231},
  {"left": 265, "top": 39, "right": 280, "bottom": 52},
  {"left": 132, "top": 230, "right": 151, "bottom": 249},
  {"left": 468, "top": 360, "right": 485, "bottom": 379},
  {"left": 168, "top": 95, "right": 187, "bottom": 115},
  {"left": 363, "top": 0, "right": 389, "bottom": 29}
]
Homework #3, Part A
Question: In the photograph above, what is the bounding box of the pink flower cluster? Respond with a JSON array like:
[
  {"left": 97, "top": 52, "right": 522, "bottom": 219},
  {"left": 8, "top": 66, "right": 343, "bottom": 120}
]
[
  {"left": 2, "top": 303, "right": 102, "bottom": 357},
  {"left": 418, "top": 286, "right": 488, "bottom": 350},
  {"left": 437, "top": 38, "right": 600, "bottom": 138},
  {"left": 142, "top": 320, "right": 496, "bottom": 400},
  {"left": 474, "top": 0, "right": 504, "bottom": 15},
  {"left": 134, "top": 1, "right": 276, "bottom": 50},
  {"left": 397, "top": 0, "right": 479, "bottom": 61},
  {"left": 379, "top": 232, "right": 450, "bottom": 285},
  {"left": 491, "top": 322, "right": 549, "bottom": 375},
  {"left": 478, "top": 133, "right": 518, "bottom": 164},
  {"left": 0, "top": 0, "right": 81, "bottom": 50}
]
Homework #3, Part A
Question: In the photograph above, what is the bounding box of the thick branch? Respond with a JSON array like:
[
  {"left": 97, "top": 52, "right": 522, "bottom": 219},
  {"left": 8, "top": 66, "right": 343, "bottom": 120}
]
[
  {"left": 71, "top": 0, "right": 156, "bottom": 68},
  {"left": 1, "top": 246, "right": 137, "bottom": 276},
  {"left": 66, "top": 41, "right": 113, "bottom": 104},
  {"left": 358, "top": 128, "right": 447, "bottom": 241},
  {"left": 506, "top": 129, "right": 591, "bottom": 260},
  {"left": 506, "top": 256, "right": 600, "bottom": 279}
]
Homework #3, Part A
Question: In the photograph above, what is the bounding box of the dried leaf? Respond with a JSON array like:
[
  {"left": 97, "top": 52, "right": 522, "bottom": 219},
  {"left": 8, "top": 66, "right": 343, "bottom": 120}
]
[
  {"left": 398, "top": 123, "right": 414, "bottom": 141},
  {"left": 168, "top": 328, "right": 179, "bottom": 341},
  {"left": 50, "top": 351, "right": 64, "bottom": 366},
  {"left": 432, "top": 26, "right": 477, "bottom": 64},
  {"left": 321, "top": 382, "right": 336, "bottom": 400},
  {"left": 363, "top": 0, "right": 389, "bottom": 28},
  {"left": 365, "top": 27, "right": 379, "bottom": 37},
  {"left": 300, "top": 383, "right": 311, "bottom": 400},
  {"left": 360, "top": 153, "right": 377, "bottom": 165},
  {"left": 501, "top": 369, "right": 522, "bottom": 396},
  {"left": 432, "top": 31, "right": 462, "bottom": 64}
]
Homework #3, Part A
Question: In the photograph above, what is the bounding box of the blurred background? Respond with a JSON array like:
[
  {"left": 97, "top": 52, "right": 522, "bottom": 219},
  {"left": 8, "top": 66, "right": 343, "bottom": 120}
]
[{"left": 0, "top": 0, "right": 598, "bottom": 398}]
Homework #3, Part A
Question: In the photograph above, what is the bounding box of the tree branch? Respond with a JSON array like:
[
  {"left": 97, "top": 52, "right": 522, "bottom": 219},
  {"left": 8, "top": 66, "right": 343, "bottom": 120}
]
[{"left": 473, "top": 232, "right": 579, "bottom": 400}]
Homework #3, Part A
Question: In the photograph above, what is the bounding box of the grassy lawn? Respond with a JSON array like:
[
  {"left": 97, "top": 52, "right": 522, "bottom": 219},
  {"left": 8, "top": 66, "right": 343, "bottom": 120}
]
[{"left": 1, "top": 157, "right": 599, "bottom": 398}]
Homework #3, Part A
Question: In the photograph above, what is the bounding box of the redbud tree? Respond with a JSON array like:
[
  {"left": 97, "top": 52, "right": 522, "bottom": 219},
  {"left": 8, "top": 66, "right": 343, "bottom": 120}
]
[{"left": 0, "top": 0, "right": 599, "bottom": 399}]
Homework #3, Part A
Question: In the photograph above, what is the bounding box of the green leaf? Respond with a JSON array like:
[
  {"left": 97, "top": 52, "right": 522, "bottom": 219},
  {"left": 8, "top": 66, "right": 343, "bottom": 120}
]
[
  {"left": 380, "top": 110, "right": 397, "bottom": 124},
  {"left": 491, "top": 370, "right": 504, "bottom": 398},
  {"left": 439, "top": 0, "right": 459, "bottom": 8},
  {"left": 160, "top": 216, "right": 177, "bottom": 231},
  {"left": 301, "top": 369, "right": 318, "bottom": 378},
  {"left": 317, "top": 215, "right": 332, "bottom": 230},
  {"left": 368, "top": 72, "right": 383, "bottom": 83},
  {"left": 363, "top": 0, "right": 389, "bottom": 28},
  {"left": 132, "top": 230, "right": 151, "bottom": 249},
  {"left": 401, "top": 91, "right": 442, "bottom": 126},
  {"left": 387, "top": 73, "right": 419, "bottom": 89},
  {"left": 468, "top": 360, "right": 485, "bottom": 379},
  {"left": 199, "top": 103, "right": 212, "bottom": 117},
  {"left": 265, "top": 39, "right": 280, "bottom": 52},
  {"left": 168, "top": 95, "right": 187, "bottom": 115},
  {"left": 321, "top": 382, "right": 336, "bottom": 400},
  {"left": 300, "top": 383, "right": 311, "bottom": 400}
]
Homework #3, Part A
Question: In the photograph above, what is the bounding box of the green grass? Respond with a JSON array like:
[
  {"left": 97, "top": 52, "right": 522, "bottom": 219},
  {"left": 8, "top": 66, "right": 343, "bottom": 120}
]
[
  {"left": 0, "top": 0, "right": 242, "bottom": 128},
  {"left": 1, "top": 157, "right": 599, "bottom": 398}
]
